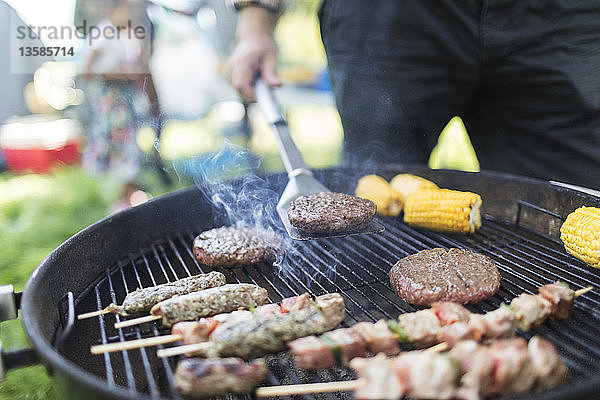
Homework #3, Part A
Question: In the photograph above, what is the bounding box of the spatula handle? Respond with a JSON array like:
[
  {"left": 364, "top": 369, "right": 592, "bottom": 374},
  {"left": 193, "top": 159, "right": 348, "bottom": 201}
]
[{"left": 255, "top": 78, "right": 309, "bottom": 174}]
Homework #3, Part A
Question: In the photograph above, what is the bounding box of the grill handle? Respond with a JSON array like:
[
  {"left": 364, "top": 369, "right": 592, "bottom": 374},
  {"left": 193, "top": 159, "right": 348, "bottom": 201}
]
[
  {"left": 255, "top": 77, "right": 309, "bottom": 175},
  {"left": 0, "top": 284, "right": 41, "bottom": 380}
]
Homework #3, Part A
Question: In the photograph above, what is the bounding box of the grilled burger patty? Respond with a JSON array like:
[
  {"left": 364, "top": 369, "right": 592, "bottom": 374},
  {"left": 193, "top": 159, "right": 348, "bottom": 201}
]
[
  {"left": 106, "top": 271, "right": 226, "bottom": 316},
  {"left": 150, "top": 283, "right": 269, "bottom": 326},
  {"left": 389, "top": 248, "right": 501, "bottom": 305},
  {"left": 193, "top": 226, "right": 280, "bottom": 268},
  {"left": 287, "top": 192, "right": 376, "bottom": 233}
]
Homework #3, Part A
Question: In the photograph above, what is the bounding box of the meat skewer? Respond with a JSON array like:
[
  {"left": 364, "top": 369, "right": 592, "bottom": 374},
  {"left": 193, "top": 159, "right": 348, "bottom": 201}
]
[
  {"left": 173, "top": 342, "right": 447, "bottom": 399},
  {"left": 349, "top": 336, "right": 567, "bottom": 400},
  {"left": 255, "top": 335, "right": 566, "bottom": 399},
  {"left": 157, "top": 293, "right": 346, "bottom": 359},
  {"left": 289, "top": 282, "right": 591, "bottom": 370},
  {"left": 77, "top": 271, "right": 227, "bottom": 320},
  {"left": 112, "top": 283, "right": 269, "bottom": 329},
  {"left": 90, "top": 293, "right": 312, "bottom": 354},
  {"left": 174, "top": 357, "right": 268, "bottom": 399}
]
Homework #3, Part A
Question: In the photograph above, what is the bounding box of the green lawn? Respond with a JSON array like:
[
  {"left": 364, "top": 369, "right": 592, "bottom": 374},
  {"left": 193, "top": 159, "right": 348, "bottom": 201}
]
[
  {"left": 0, "top": 169, "right": 103, "bottom": 399},
  {"left": 0, "top": 167, "right": 179, "bottom": 400}
]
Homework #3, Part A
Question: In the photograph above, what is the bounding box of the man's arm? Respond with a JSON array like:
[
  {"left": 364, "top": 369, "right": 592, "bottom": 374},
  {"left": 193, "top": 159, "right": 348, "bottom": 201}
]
[{"left": 225, "top": 4, "right": 282, "bottom": 102}]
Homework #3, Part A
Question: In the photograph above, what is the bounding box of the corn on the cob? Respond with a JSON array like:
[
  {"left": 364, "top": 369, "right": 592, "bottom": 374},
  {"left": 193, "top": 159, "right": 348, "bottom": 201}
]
[
  {"left": 390, "top": 174, "right": 439, "bottom": 199},
  {"left": 560, "top": 206, "right": 600, "bottom": 268},
  {"left": 403, "top": 189, "right": 482, "bottom": 233},
  {"left": 355, "top": 175, "right": 404, "bottom": 217}
]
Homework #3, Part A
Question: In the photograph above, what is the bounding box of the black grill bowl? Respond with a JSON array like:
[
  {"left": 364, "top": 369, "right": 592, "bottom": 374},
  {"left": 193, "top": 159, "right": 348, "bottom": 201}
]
[{"left": 20, "top": 166, "right": 600, "bottom": 400}]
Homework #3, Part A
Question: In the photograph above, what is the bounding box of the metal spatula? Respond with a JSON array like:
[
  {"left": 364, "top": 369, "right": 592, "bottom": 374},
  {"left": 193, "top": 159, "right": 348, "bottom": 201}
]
[{"left": 254, "top": 78, "right": 385, "bottom": 240}]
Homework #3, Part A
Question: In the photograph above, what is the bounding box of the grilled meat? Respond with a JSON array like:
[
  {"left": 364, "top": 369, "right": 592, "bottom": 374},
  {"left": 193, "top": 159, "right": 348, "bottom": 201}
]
[
  {"left": 352, "top": 320, "right": 400, "bottom": 356},
  {"left": 511, "top": 293, "right": 552, "bottom": 331},
  {"left": 280, "top": 293, "right": 311, "bottom": 312},
  {"left": 287, "top": 192, "right": 376, "bottom": 233},
  {"left": 389, "top": 248, "right": 501, "bottom": 305},
  {"left": 351, "top": 354, "right": 404, "bottom": 400},
  {"left": 201, "top": 293, "right": 345, "bottom": 359},
  {"left": 150, "top": 283, "right": 269, "bottom": 327},
  {"left": 289, "top": 282, "right": 581, "bottom": 372},
  {"left": 393, "top": 351, "right": 459, "bottom": 400},
  {"left": 479, "top": 305, "right": 516, "bottom": 340},
  {"left": 193, "top": 226, "right": 281, "bottom": 268},
  {"left": 171, "top": 293, "right": 311, "bottom": 345},
  {"left": 396, "top": 309, "right": 441, "bottom": 347},
  {"left": 351, "top": 336, "right": 567, "bottom": 400},
  {"left": 487, "top": 338, "right": 537, "bottom": 396},
  {"left": 173, "top": 321, "right": 214, "bottom": 346},
  {"left": 106, "top": 271, "right": 226, "bottom": 316},
  {"left": 288, "top": 335, "right": 335, "bottom": 370},
  {"left": 289, "top": 319, "right": 400, "bottom": 371},
  {"left": 450, "top": 340, "right": 494, "bottom": 400},
  {"left": 321, "top": 328, "right": 366, "bottom": 366},
  {"left": 174, "top": 357, "right": 267, "bottom": 398},
  {"left": 528, "top": 336, "right": 568, "bottom": 391},
  {"left": 538, "top": 281, "right": 575, "bottom": 319}
]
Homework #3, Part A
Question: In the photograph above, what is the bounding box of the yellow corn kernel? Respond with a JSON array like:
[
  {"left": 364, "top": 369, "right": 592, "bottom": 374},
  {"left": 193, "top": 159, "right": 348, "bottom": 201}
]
[
  {"left": 403, "top": 189, "right": 482, "bottom": 233},
  {"left": 390, "top": 174, "right": 439, "bottom": 199},
  {"left": 560, "top": 206, "right": 600, "bottom": 268},
  {"left": 355, "top": 175, "right": 404, "bottom": 217}
]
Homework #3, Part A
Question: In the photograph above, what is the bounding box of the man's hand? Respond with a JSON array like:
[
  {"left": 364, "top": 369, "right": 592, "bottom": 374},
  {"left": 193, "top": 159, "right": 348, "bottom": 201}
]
[{"left": 225, "top": 6, "right": 282, "bottom": 102}]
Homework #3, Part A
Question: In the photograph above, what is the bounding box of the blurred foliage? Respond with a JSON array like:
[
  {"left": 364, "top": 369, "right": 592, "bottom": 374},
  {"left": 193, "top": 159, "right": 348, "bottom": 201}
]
[
  {"left": 0, "top": 166, "right": 176, "bottom": 399},
  {"left": 249, "top": 104, "right": 342, "bottom": 171}
]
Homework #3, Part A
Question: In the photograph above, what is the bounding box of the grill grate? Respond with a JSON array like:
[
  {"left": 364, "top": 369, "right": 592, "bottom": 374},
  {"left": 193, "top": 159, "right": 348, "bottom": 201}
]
[{"left": 76, "top": 209, "right": 600, "bottom": 399}]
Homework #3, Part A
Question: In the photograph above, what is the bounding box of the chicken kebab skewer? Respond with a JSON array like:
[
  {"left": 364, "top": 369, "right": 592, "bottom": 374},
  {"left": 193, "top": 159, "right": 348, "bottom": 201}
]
[
  {"left": 348, "top": 335, "right": 567, "bottom": 400},
  {"left": 172, "top": 342, "right": 447, "bottom": 399},
  {"left": 78, "top": 271, "right": 227, "bottom": 319},
  {"left": 289, "top": 282, "right": 591, "bottom": 370},
  {"left": 90, "top": 292, "right": 313, "bottom": 354},
  {"left": 171, "top": 335, "right": 566, "bottom": 400}
]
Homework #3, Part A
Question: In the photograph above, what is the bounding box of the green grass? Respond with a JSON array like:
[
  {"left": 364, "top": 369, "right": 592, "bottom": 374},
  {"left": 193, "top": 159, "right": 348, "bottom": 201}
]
[
  {"left": 0, "top": 167, "right": 178, "bottom": 400},
  {"left": 0, "top": 168, "right": 109, "bottom": 399}
]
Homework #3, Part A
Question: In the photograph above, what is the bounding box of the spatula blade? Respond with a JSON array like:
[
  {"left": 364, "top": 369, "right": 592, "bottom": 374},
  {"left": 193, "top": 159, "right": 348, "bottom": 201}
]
[{"left": 277, "top": 201, "right": 385, "bottom": 241}]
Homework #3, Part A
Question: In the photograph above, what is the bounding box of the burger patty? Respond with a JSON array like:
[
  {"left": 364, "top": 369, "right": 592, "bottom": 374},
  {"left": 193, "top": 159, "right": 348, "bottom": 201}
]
[
  {"left": 389, "top": 248, "right": 501, "bottom": 305},
  {"left": 193, "top": 226, "right": 280, "bottom": 268},
  {"left": 287, "top": 192, "right": 376, "bottom": 233}
]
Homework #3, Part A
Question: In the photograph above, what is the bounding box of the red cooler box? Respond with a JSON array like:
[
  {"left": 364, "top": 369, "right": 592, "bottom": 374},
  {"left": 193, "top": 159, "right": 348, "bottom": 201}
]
[{"left": 0, "top": 116, "right": 82, "bottom": 173}]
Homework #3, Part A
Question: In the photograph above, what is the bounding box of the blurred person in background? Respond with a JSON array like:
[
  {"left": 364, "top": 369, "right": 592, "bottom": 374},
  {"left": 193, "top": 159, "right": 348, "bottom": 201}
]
[
  {"left": 225, "top": 0, "right": 600, "bottom": 190},
  {"left": 75, "top": 0, "right": 164, "bottom": 205}
]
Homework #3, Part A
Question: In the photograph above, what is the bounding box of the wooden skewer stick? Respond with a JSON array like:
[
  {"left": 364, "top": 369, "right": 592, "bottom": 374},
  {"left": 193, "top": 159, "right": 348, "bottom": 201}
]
[
  {"left": 157, "top": 342, "right": 210, "bottom": 358},
  {"left": 78, "top": 308, "right": 111, "bottom": 320},
  {"left": 91, "top": 334, "right": 183, "bottom": 355},
  {"left": 254, "top": 342, "right": 448, "bottom": 397},
  {"left": 256, "top": 378, "right": 367, "bottom": 397},
  {"left": 575, "top": 286, "right": 593, "bottom": 297},
  {"left": 114, "top": 315, "right": 162, "bottom": 329},
  {"left": 156, "top": 331, "right": 450, "bottom": 360}
]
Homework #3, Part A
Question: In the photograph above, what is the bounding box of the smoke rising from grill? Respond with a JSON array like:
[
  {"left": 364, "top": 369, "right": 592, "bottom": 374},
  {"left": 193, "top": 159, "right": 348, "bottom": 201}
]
[{"left": 178, "top": 142, "right": 319, "bottom": 286}]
